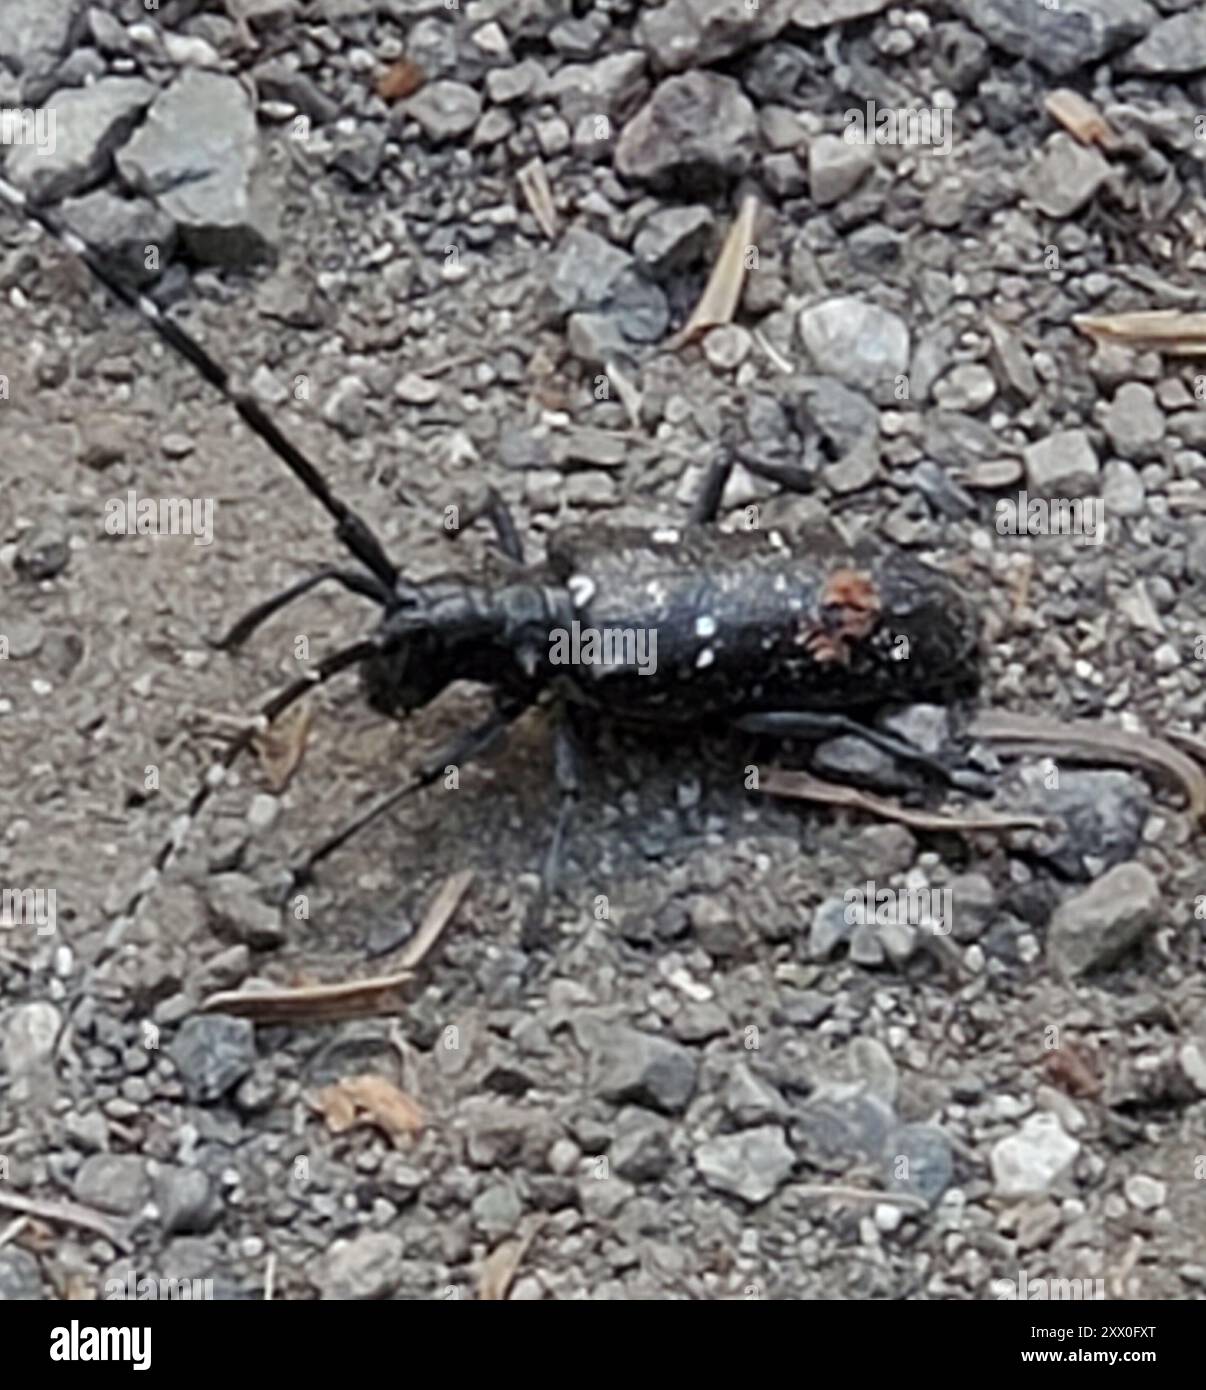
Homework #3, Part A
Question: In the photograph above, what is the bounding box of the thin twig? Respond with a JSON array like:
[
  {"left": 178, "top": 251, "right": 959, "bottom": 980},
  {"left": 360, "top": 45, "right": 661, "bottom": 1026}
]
[
  {"left": 478, "top": 1215, "right": 545, "bottom": 1301},
  {"left": 758, "top": 768, "right": 1049, "bottom": 833},
  {"left": 198, "top": 870, "right": 475, "bottom": 1022},
  {"left": 397, "top": 868, "right": 474, "bottom": 970},
  {"left": 667, "top": 195, "right": 759, "bottom": 349},
  {"left": 752, "top": 327, "right": 794, "bottom": 374},
  {"left": 0, "top": 1191, "right": 132, "bottom": 1251},
  {"left": 0, "top": 1216, "right": 29, "bottom": 1250},
  {"left": 792, "top": 1185, "right": 929, "bottom": 1212},
  {"left": 972, "top": 710, "right": 1206, "bottom": 821}
]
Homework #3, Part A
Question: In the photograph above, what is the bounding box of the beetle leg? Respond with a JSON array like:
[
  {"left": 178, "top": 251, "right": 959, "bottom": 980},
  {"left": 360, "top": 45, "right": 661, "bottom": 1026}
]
[
  {"left": 285, "top": 697, "right": 530, "bottom": 893},
  {"left": 734, "top": 710, "right": 970, "bottom": 788},
  {"left": 113, "top": 635, "right": 382, "bottom": 927},
  {"left": 691, "top": 445, "right": 816, "bottom": 524},
  {"left": 690, "top": 449, "right": 736, "bottom": 524},
  {"left": 543, "top": 717, "right": 582, "bottom": 893},
  {"left": 517, "top": 712, "right": 586, "bottom": 949},
  {"left": 448, "top": 485, "right": 525, "bottom": 564}
]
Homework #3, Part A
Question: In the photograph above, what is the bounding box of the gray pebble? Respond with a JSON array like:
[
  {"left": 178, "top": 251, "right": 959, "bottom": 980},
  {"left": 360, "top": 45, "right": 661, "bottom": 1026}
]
[
  {"left": 592, "top": 1025, "right": 698, "bottom": 1114},
  {"left": 694, "top": 1126, "right": 794, "bottom": 1205},
  {"left": 205, "top": 873, "right": 284, "bottom": 950},
  {"left": 0, "top": 1249, "right": 42, "bottom": 1300},
  {"left": 312, "top": 1232, "right": 404, "bottom": 1299},
  {"left": 74, "top": 1153, "right": 151, "bottom": 1216},
  {"left": 1047, "top": 861, "right": 1160, "bottom": 978},
  {"left": 169, "top": 1014, "right": 255, "bottom": 1103}
]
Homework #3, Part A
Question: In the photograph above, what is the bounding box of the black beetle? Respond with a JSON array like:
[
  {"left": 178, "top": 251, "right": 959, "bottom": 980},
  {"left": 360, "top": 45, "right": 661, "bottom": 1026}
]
[{"left": 2, "top": 177, "right": 980, "bottom": 919}]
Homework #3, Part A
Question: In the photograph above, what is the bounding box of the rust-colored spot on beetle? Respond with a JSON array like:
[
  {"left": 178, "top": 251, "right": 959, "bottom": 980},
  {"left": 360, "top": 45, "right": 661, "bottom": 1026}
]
[
  {"left": 822, "top": 569, "right": 881, "bottom": 635},
  {"left": 799, "top": 568, "right": 882, "bottom": 664}
]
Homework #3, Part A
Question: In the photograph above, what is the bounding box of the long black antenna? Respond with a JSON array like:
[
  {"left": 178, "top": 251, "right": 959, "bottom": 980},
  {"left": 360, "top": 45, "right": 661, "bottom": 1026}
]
[{"left": 0, "top": 175, "right": 398, "bottom": 590}]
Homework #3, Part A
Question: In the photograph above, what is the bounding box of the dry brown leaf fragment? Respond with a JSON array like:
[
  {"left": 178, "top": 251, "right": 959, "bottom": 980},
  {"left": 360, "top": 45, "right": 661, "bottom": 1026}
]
[
  {"left": 396, "top": 867, "right": 475, "bottom": 971},
  {"left": 311, "top": 1082, "right": 358, "bottom": 1135},
  {"left": 667, "top": 194, "right": 759, "bottom": 350},
  {"left": 197, "top": 870, "right": 473, "bottom": 1023},
  {"left": 757, "top": 767, "right": 1048, "bottom": 834},
  {"left": 252, "top": 704, "right": 311, "bottom": 792},
  {"left": 1169, "top": 729, "right": 1206, "bottom": 766},
  {"left": 1044, "top": 89, "right": 1117, "bottom": 148},
  {"left": 376, "top": 58, "right": 426, "bottom": 103},
  {"left": 1073, "top": 310, "right": 1206, "bottom": 356},
  {"left": 970, "top": 710, "right": 1206, "bottom": 822},
  {"left": 0, "top": 1191, "right": 132, "bottom": 1251},
  {"left": 15, "top": 1217, "right": 55, "bottom": 1254},
  {"left": 477, "top": 1216, "right": 544, "bottom": 1301},
  {"left": 198, "top": 971, "right": 415, "bottom": 1022},
  {"left": 312, "top": 1073, "right": 424, "bottom": 1145},
  {"left": 517, "top": 158, "right": 560, "bottom": 240},
  {"left": 1042, "top": 1043, "right": 1102, "bottom": 1099}
]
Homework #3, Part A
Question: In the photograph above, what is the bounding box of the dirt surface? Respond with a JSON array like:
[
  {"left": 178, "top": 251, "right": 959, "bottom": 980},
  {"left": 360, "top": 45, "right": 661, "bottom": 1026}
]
[{"left": 1, "top": 0, "right": 1206, "bottom": 1303}]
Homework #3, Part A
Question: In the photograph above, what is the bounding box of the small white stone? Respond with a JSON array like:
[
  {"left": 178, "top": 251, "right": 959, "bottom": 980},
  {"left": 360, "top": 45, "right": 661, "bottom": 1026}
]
[
  {"left": 394, "top": 372, "right": 440, "bottom": 405},
  {"left": 874, "top": 1202, "right": 904, "bottom": 1233},
  {"left": 703, "top": 324, "right": 752, "bottom": 372},
  {"left": 1179, "top": 1041, "right": 1206, "bottom": 1094},
  {"left": 696, "top": 648, "right": 715, "bottom": 669},
  {"left": 547, "top": 1138, "right": 580, "bottom": 1175},
  {"left": 247, "top": 794, "right": 280, "bottom": 833},
  {"left": 2, "top": 1002, "right": 62, "bottom": 1074},
  {"left": 471, "top": 21, "right": 510, "bottom": 56},
  {"left": 990, "top": 1113, "right": 1079, "bottom": 1199},
  {"left": 694, "top": 615, "right": 716, "bottom": 638},
  {"left": 1124, "top": 1173, "right": 1166, "bottom": 1212}
]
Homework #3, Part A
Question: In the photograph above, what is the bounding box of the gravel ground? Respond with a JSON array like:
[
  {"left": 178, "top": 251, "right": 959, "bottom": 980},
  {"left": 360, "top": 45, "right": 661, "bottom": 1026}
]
[{"left": 2, "top": 0, "right": 1206, "bottom": 1302}]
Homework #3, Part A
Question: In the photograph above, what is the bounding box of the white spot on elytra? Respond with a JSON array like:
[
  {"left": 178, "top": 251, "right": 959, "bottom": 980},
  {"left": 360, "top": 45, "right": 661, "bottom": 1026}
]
[
  {"left": 696, "top": 648, "right": 715, "bottom": 669},
  {"left": 695, "top": 615, "right": 716, "bottom": 638},
  {"left": 568, "top": 573, "right": 595, "bottom": 607}
]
